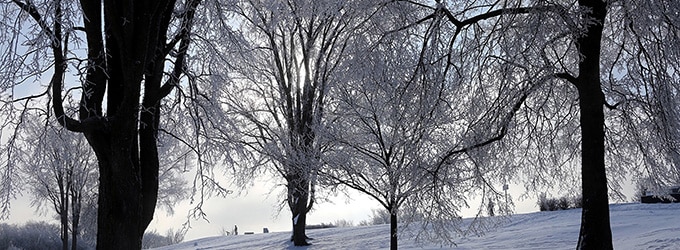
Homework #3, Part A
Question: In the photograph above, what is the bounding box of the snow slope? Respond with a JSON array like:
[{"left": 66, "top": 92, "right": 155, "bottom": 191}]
[{"left": 153, "top": 203, "right": 680, "bottom": 250}]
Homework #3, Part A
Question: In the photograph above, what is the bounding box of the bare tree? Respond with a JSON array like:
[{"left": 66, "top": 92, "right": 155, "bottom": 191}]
[
  {"left": 211, "top": 0, "right": 382, "bottom": 245},
  {"left": 323, "top": 6, "right": 450, "bottom": 248},
  {"left": 604, "top": 1, "right": 680, "bottom": 193},
  {"left": 14, "top": 111, "right": 96, "bottom": 250},
  {"left": 415, "top": 1, "right": 680, "bottom": 249},
  {"left": 0, "top": 0, "right": 203, "bottom": 248}
]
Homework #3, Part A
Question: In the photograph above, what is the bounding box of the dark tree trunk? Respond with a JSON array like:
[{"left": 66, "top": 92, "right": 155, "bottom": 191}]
[
  {"left": 573, "top": 1, "right": 613, "bottom": 249},
  {"left": 390, "top": 211, "right": 398, "bottom": 250},
  {"left": 71, "top": 198, "right": 80, "bottom": 250},
  {"left": 290, "top": 175, "right": 311, "bottom": 246},
  {"left": 61, "top": 193, "right": 69, "bottom": 250},
  {"left": 55, "top": 173, "right": 69, "bottom": 250},
  {"left": 95, "top": 139, "right": 144, "bottom": 250},
  {"left": 576, "top": 82, "right": 612, "bottom": 250},
  {"left": 70, "top": 183, "right": 82, "bottom": 250},
  {"left": 88, "top": 122, "right": 161, "bottom": 250}
]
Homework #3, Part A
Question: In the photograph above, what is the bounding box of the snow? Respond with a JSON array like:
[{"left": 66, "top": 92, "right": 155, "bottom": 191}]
[{"left": 152, "top": 203, "right": 680, "bottom": 250}]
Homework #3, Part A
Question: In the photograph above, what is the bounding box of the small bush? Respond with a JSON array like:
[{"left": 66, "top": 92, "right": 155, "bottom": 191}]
[
  {"left": 558, "top": 197, "right": 570, "bottom": 210},
  {"left": 0, "top": 222, "right": 94, "bottom": 250},
  {"left": 538, "top": 193, "right": 557, "bottom": 211},
  {"left": 334, "top": 219, "right": 354, "bottom": 227},
  {"left": 571, "top": 196, "right": 583, "bottom": 208}
]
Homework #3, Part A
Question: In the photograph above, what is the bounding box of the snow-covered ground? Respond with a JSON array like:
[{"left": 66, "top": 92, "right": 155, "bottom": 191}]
[{"left": 153, "top": 203, "right": 680, "bottom": 250}]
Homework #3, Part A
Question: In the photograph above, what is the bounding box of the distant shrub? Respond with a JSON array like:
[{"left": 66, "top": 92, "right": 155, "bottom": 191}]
[
  {"left": 143, "top": 229, "right": 184, "bottom": 249},
  {"left": 0, "top": 222, "right": 82, "bottom": 250},
  {"left": 1, "top": 222, "right": 183, "bottom": 250},
  {"left": 538, "top": 193, "right": 556, "bottom": 211},
  {"left": 571, "top": 196, "right": 583, "bottom": 208},
  {"left": 369, "top": 208, "right": 391, "bottom": 225},
  {"left": 334, "top": 219, "right": 354, "bottom": 228},
  {"left": 558, "top": 197, "right": 570, "bottom": 210},
  {"left": 538, "top": 193, "right": 582, "bottom": 211}
]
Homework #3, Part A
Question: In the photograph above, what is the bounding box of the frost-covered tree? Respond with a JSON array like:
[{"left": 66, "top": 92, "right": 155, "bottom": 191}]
[
  {"left": 0, "top": 0, "right": 203, "bottom": 248},
  {"left": 324, "top": 6, "right": 447, "bottom": 249},
  {"left": 210, "top": 0, "right": 383, "bottom": 245},
  {"left": 605, "top": 1, "right": 680, "bottom": 192},
  {"left": 410, "top": 1, "right": 680, "bottom": 249},
  {"left": 321, "top": 2, "right": 537, "bottom": 248},
  {"left": 15, "top": 112, "right": 97, "bottom": 250}
]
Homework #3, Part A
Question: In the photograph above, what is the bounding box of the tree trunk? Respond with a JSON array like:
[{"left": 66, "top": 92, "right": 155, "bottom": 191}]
[
  {"left": 390, "top": 211, "right": 398, "bottom": 250},
  {"left": 576, "top": 84, "right": 612, "bottom": 250},
  {"left": 574, "top": 1, "right": 613, "bottom": 249},
  {"left": 290, "top": 176, "right": 311, "bottom": 246},
  {"left": 61, "top": 204, "right": 69, "bottom": 250},
  {"left": 94, "top": 138, "right": 144, "bottom": 250},
  {"left": 87, "top": 98, "right": 160, "bottom": 250},
  {"left": 71, "top": 189, "right": 81, "bottom": 250},
  {"left": 60, "top": 179, "right": 69, "bottom": 250},
  {"left": 72, "top": 213, "right": 79, "bottom": 250}
]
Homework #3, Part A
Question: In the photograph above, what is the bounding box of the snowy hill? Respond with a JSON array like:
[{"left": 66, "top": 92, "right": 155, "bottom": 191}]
[{"left": 153, "top": 203, "right": 680, "bottom": 250}]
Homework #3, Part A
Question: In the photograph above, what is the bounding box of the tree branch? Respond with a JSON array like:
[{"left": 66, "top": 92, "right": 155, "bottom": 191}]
[
  {"left": 435, "top": 85, "right": 536, "bottom": 172},
  {"left": 555, "top": 72, "right": 578, "bottom": 86}
]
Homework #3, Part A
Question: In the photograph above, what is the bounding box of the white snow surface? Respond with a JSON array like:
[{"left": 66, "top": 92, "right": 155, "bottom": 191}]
[{"left": 152, "top": 203, "right": 680, "bottom": 250}]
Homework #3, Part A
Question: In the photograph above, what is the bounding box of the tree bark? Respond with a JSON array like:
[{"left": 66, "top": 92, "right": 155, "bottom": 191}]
[
  {"left": 60, "top": 183, "right": 69, "bottom": 250},
  {"left": 573, "top": 1, "right": 613, "bottom": 249},
  {"left": 71, "top": 194, "right": 80, "bottom": 250},
  {"left": 94, "top": 137, "right": 144, "bottom": 250},
  {"left": 290, "top": 175, "right": 311, "bottom": 246},
  {"left": 390, "top": 211, "right": 398, "bottom": 250}
]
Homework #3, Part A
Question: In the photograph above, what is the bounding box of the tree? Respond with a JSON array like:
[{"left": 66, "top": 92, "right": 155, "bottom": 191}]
[
  {"left": 213, "top": 0, "right": 380, "bottom": 245},
  {"left": 321, "top": 2, "right": 536, "bottom": 248},
  {"left": 493, "top": 1, "right": 679, "bottom": 248},
  {"left": 418, "top": 1, "right": 680, "bottom": 249},
  {"left": 0, "top": 0, "right": 203, "bottom": 248},
  {"left": 323, "top": 7, "right": 449, "bottom": 248},
  {"left": 607, "top": 1, "right": 680, "bottom": 193},
  {"left": 16, "top": 112, "right": 97, "bottom": 250}
]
